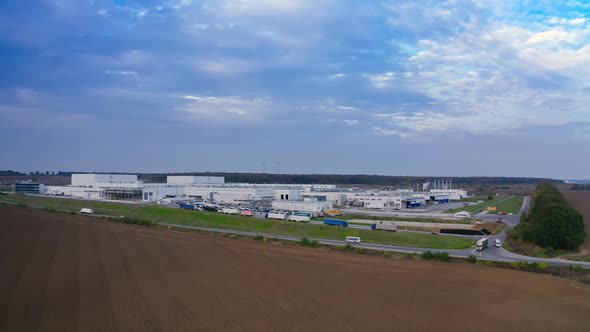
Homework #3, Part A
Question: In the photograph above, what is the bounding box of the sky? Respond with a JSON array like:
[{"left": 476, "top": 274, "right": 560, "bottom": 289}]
[{"left": 1, "top": 0, "right": 589, "bottom": 178}]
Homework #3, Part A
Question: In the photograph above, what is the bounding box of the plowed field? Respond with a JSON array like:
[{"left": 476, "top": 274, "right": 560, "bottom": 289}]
[
  {"left": 562, "top": 190, "right": 590, "bottom": 252},
  {"left": 1, "top": 205, "right": 589, "bottom": 332}
]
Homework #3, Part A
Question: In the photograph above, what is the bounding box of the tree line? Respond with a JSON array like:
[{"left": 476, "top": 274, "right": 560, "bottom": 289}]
[
  {"left": 0, "top": 170, "right": 564, "bottom": 187},
  {"left": 515, "top": 182, "right": 586, "bottom": 251}
]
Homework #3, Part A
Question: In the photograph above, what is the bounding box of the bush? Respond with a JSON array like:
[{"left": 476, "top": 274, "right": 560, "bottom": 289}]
[
  {"left": 422, "top": 251, "right": 451, "bottom": 262},
  {"left": 344, "top": 243, "right": 354, "bottom": 251},
  {"left": 68, "top": 211, "right": 76, "bottom": 215},
  {"left": 309, "top": 240, "right": 320, "bottom": 248},
  {"left": 17, "top": 202, "right": 28, "bottom": 208},
  {"left": 300, "top": 237, "right": 311, "bottom": 246},
  {"left": 44, "top": 207, "right": 56, "bottom": 212},
  {"left": 254, "top": 234, "right": 264, "bottom": 241},
  {"left": 422, "top": 250, "right": 435, "bottom": 260},
  {"left": 487, "top": 195, "right": 493, "bottom": 201},
  {"left": 436, "top": 252, "right": 451, "bottom": 262},
  {"left": 467, "top": 254, "right": 478, "bottom": 264},
  {"left": 537, "top": 262, "right": 549, "bottom": 271}
]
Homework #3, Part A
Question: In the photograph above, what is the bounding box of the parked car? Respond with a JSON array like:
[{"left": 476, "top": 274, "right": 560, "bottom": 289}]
[{"left": 495, "top": 239, "right": 502, "bottom": 248}]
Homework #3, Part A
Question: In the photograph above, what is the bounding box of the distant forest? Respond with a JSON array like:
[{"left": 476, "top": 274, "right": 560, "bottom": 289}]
[{"left": 1, "top": 170, "right": 562, "bottom": 187}]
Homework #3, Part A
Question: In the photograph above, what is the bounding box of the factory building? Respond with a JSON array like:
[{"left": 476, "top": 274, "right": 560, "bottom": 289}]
[
  {"left": 166, "top": 176, "right": 225, "bottom": 185},
  {"left": 301, "top": 192, "right": 347, "bottom": 205},
  {"left": 15, "top": 182, "right": 46, "bottom": 195},
  {"left": 272, "top": 200, "right": 332, "bottom": 213},
  {"left": 72, "top": 174, "right": 139, "bottom": 188},
  {"left": 183, "top": 186, "right": 274, "bottom": 204},
  {"left": 429, "top": 189, "right": 467, "bottom": 201},
  {"left": 348, "top": 195, "right": 404, "bottom": 209},
  {"left": 273, "top": 189, "right": 302, "bottom": 201}
]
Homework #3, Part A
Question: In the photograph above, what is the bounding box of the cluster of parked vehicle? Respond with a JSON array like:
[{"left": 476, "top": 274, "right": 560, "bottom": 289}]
[{"left": 178, "top": 202, "right": 339, "bottom": 223}]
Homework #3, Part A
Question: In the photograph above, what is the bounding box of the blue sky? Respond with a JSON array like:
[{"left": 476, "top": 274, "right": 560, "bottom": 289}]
[{"left": 1, "top": 0, "right": 589, "bottom": 178}]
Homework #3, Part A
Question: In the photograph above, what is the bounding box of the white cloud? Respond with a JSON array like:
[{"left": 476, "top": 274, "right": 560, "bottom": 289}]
[
  {"left": 194, "top": 57, "right": 259, "bottom": 75},
  {"left": 104, "top": 70, "right": 138, "bottom": 76},
  {"left": 372, "top": 126, "right": 408, "bottom": 138},
  {"left": 343, "top": 119, "right": 359, "bottom": 125},
  {"left": 328, "top": 73, "right": 346, "bottom": 79},
  {"left": 338, "top": 106, "right": 358, "bottom": 112},
  {"left": 178, "top": 95, "right": 271, "bottom": 122},
  {"left": 365, "top": 72, "right": 395, "bottom": 88}
]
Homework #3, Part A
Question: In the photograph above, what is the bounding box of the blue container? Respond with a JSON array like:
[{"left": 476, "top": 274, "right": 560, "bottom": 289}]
[{"left": 323, "top": 219, "right": 349, "bottom": 227}]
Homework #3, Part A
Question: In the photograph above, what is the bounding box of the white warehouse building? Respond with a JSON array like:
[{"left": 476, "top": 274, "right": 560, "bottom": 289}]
[
  {"left": 183, "top": 186, "right": 274, "bottom": 204},
  {"left": 272, "top": 200, "right": 332, "bottom": 213},
  {"left": 166, "top": 176, "right": 225, "bottom": 185}
]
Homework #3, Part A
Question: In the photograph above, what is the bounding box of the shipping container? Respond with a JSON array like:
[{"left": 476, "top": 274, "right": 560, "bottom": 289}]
[
  {"left": 180, "top": 204, "right": 195, "bottom": 210},
  {"left": 371, "top": 221, "right": 398, "bottom": 232},
  {"left": 323, "top": 219, "right": 348, "bottom": 227}
]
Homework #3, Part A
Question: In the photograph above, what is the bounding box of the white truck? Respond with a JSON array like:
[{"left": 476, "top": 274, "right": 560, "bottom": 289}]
[
  {"left": 221, "top": 208, "right": 239, "bottom": 215},
  {"left": 476, "top": 238, "right": 489, "bottom": 251},
  {"left": 80, "top": 208, "right": 94, "bottom": 215},
  {"left": 288, "top": 215, "right": 310, "bottom": 222},
  {"left": 268, "top": 212, "right": 287, "bottom": 220},
  {"left": 371, "top": 221, "right": 398, "bottom": 232},
  {"left": 345, "top": 236, "right": 361, "bottom": 243}
]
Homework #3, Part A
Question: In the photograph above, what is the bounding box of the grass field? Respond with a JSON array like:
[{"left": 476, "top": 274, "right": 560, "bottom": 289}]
[
  {"left": 493, "top": 196, "right": 524, "bottom": 214},
  {"left": 0, "top": 195, "right": 474, "bottom": 249},
  {"left": 334, "top": 214, "right": 472, "bottom": 224},
  {"left": 445, "top": 196, "right": 519, "bottom": 215}
]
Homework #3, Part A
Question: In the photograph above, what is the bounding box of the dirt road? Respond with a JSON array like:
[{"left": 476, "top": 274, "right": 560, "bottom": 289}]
[{"left": 1, "top": 205, "right": 589, "bottom": 332}]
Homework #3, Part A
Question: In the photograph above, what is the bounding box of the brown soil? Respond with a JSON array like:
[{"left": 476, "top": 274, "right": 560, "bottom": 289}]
[
  {"left": 1, "top": 205, "right": 589, "bottom": 332},
  {"left": 562, "top": 190, "right": 590, "bottom": 252}
]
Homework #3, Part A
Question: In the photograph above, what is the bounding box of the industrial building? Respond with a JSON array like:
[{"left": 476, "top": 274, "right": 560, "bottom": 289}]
[
  {"left": 37, "top": 173, "right": 467, "bottom": 213},
  {"left": 15, "top": 182, "right": 45, "bottom": 195},
  {"left": 271, "top": 200, "right": 333, "bottom": 213}
]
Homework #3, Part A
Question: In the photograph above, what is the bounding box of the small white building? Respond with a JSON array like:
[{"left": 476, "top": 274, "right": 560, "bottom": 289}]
[{"left": 273, "top": 189, "right": 302, "bottom": 201}]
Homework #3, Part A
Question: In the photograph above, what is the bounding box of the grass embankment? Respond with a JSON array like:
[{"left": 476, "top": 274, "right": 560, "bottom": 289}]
[
  {"left": 0, "top": 195, "right": 474, "bottom": 249},
  {"left": 445, "top": 196, "right": 518, "bottom": 215},
  {"left": 493, "top": 196, "right": 524, "bottom": 214},
  {"left": 333, "top": 214, "right": 472, "bottom": 224}
]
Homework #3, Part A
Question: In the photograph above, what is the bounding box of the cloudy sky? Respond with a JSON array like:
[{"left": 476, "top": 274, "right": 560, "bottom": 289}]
[{"left": 1, "top": 0, "right": 589, "bottom": 178}]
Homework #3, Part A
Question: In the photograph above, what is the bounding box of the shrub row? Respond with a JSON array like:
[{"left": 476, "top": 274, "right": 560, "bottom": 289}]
[
  {"left": 300, "top": 237, "right": 320, "bottom": 248},
  {"left": 421, "top": 250, "right": 451, "bottom": 262},
  {"left": 106, "top": 216, "right": 156, "bottom": 227}
]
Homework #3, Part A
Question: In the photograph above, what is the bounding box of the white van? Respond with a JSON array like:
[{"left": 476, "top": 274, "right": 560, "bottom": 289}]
[
  {"left": 495, "top": 239, "right": 501, "bottom": 248},
  {"left": 80, "top": 208, "right": 94, "bottom": 215},
  {"left": 345, "top": 236, "right": 361, "bottom": 243}
]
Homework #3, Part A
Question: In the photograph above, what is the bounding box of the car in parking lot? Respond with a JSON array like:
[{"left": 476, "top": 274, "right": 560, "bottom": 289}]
[{"left": 495, "top": 239, "right": 502, "bottom": 247}]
